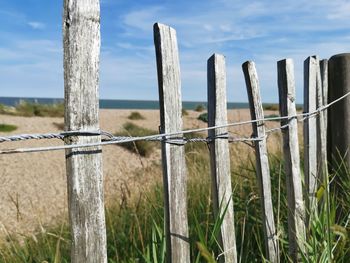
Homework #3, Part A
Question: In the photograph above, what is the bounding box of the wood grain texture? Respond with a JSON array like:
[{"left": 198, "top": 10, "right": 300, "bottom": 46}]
[
  {"left": 314, "top": 56, "right": 327, "bottom": 185},
  {"left": 63, "top": 1, "right": 107, "bottom": 262},
  {"left": 153, "top": 23, "right": 190, "bottom": 263},
  {"left": 242, "top": 61, "right": 279, "bottom": 263},
  {"left": 320, "top": 59, "right": 328, "bottom": 175},
  {"left": 278, "top": 59, "right": 306, "bottom": 263},
  {"left": 208, "top": 54, "right": 237, "bottom": 263},
  {"left": 320, "top": 59, "right": 328, "bottom": 134},
  {"left": 304, "top": 56, "right": 318, "bottom": 214}
]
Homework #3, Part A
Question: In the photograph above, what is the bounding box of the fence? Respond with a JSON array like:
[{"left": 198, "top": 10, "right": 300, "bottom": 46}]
[{"left": 1, "top": 3, "right": 350, "bottom": 263}]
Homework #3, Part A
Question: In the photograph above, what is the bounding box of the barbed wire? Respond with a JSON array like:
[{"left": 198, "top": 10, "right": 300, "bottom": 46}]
[{"left": 0, "top": 91, "right": 349, "bottom": 154}]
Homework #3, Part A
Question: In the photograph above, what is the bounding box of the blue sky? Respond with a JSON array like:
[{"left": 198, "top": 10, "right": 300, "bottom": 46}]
[{"left": 0, "top": 0, "right": 349, "bottom": 103}]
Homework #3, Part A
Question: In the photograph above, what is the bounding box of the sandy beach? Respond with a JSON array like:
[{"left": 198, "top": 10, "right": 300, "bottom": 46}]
[{"left": 0, "top": 108, "right": 284, "bottom": 239}]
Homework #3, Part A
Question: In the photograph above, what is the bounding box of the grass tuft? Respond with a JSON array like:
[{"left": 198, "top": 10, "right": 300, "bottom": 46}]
[
  {"left": 114, "top": 122, "right": 158, "bottom": 157},
  {"left": 264, "top": 114, "right": 280, "bottom": 122},
  {"left": 182, "top": 109, "right": 189, "bottom": 116},
  {"left": 0, "top": 101, "right": 64, "bottom": 117},
  {"left": 197, "top": 112, "right": 208, "bottom": 123},
  {"left": 0, "top": 124, "right": 17, "bottom": 132},
  {"left": 262, "top": 103, "right": 303, "bottom": 112},
  {"left": 128, "top": 111, "right": 145, "bottom": 120},
  {"left": 195, "top": 104, "right": 206, "bottom": 112},
  {"left": 262, "top": 103, "right": 279, "bottom": 111}
]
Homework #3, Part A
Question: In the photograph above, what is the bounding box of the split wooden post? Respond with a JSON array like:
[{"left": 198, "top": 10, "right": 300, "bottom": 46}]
[
  {"left": 153, "top": 23, "right": 190, "bottom": 263},
  {"left": 207, "top": 54, "right": 237, "bottom": 263},
  {"left": 318, "top": 57, "right": 332, "bottom": 260},
  {"left": 304, "top": 56, "right": 318, "bottom": 215},
  {"left": 320, "top": 59, "right": 329, "bottom": 175},
  {"left": 320, "top": 59, "right": 328, "bottom": 136},
  {"left": 63, "top": 1, "right": 107, "bottom": 262},
  {"left": 277, "top": 59, "right": 306, "bottom": 262},
  {"left": 242, "top": 61, "right": 279, "bottom": 263},
  {"left": 315, "top": 56, "right": 328, "bottom": 187}
]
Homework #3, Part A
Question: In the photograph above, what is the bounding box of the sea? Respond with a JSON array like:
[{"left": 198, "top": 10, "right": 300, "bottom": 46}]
[{"left": 0, "top": 97, "right": 250, "bottom": 110}]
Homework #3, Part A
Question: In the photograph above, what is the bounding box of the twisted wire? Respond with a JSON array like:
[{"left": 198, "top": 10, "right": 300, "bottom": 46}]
[{"left": 0, "top": 91, "right": 349, "bottom": 154}]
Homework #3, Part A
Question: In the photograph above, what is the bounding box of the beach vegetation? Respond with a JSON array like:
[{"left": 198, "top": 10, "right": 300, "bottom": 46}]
[
  {"left": 0, "top": 101, "right": 64, "bottom": 117},
  {"left": 264, "top": 114, "right": 280, "bottom": 122},
  {"left": 128, "top": 111, "right": 145, "bottom": 120},
  {"left": 194, "top": 104, "right": 206, "bottom": 112},
  {"left": 262, "top": 103, "right": 279, "bottom": 111},
  {"left": 1, "top": 130, "right": 350, "bottom": 262},
  {"left": 0, "top": 123, "right": 17, "bottom": 132},
  {"left": 114, "top": 122, "right": 158, "bottom": 157},
  {"left": 296, "top": 105, "right": 303, "bottom": 111},
  {"left": 198, "top": 112, "right": 208, "bottom": 123},
  {"left": 262, "top": 103, "right": 303, "bottom": 112}
]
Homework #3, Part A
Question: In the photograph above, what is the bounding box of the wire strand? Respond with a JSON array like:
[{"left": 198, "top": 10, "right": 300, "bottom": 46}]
[{"left": 0, "top": 91, "right": 349, "bottom": 154}]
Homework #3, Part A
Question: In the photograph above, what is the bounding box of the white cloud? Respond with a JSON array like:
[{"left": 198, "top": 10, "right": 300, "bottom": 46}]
[
  {"left": 2, "top": 0, "right": 350, "bottom": 101},
  {"left": 122, "top": 6, "right": 163, "bottom": 33},
  {"left": 116, "top": 42, "right": 153, "bottom": 53},
  {"left": 28, "top": 21, "right": 46, "bottom": 30},
  {"left": 327, "top": 1, "right": 350, "bottom": 20},
  {"left": 110, "top": 0, "right": 348, "bottom": 101}
]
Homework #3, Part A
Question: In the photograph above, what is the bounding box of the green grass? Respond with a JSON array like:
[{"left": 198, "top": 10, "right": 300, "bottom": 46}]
[
  {"left": 1, "top": 141, "right": 350, "bottom": 262},
  {"left": 263, "top": 103, "right": 279, "bottom": 111},
  {"left": 262, "top": 103, "right": 303, "bottom": 112},
  {"left": 264, "top": 114, "right": 280, "bottom": 122},
  {"left": 0, "top": 124, "right": 17, "bottom": 132},
  {"left": 194, "top": 104, "right": 206, "bottom": 112},
  {"left": 198, "top": 112, "right": 208, "bottom": 123},
  {"left": 114, "top": 122, "right": 158, "bottom": 157},
  {"left": 0, "top": 101, "right": 64, "bottom": 117},
  {"left": 182, "top": 108, "right": 189, "bottom": 116},
  {"left": 128, "top": 111, "right": 145, "bottom": 120}
]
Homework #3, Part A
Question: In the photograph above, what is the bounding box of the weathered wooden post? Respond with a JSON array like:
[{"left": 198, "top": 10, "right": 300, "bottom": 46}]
[
  {"left": 319, "top": 57, "right": 332, "bottom": 263},
  {"left": 242, "top": 61, "right": 279, "bottom": 263},
  {"left": 319, "top": 59, "right": 328, "bottom": 172},
  {"left": 304, "top": 56, "right": 318, "bottom": 215},
  {"left": 153, "top": 23, "right": 190, "bottom": 263},
  {"left": 328, "top": 53, "right": 350, "bottom": 168},
  {"left": 315, "top": 56, "right": 327, "bottom": 187},
  {"left": 320, "top": 59, "right": 328, "bottom": 135},
  {"left": 328, "top": 53, "right": 350, "bottom": 218},
  {"left": 207, "top": 54, "right": 237, "bottom": 263},
  {"left": 277, "top": 59, "right": 306, "bottom": 262},
  {"left": 63, "top": 0, "right": 106, "bottom": 262}
]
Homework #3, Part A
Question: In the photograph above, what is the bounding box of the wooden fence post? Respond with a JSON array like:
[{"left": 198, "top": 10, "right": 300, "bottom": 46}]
[
  {"left": 319, "top": 59, "right": 328, "bottom": 178},
  {"left": 242, "top": 61, "right": 279, "bottom": 263},
  {"left": 63, "top": 1, "right": 107, "bottom": 262},
  {"left": 314, "top": 56, "right": 328, "bottom": 186},
  {"left": 207, "top": 54, "right": 237, "bottom": 263},
  {"left": 320, "top": 59, "right": 328, "bottom": 136},
  {"left": 304, "top": 56, "right": 318, "bottom": 215},
  {"left": 328, "top": 53, "right": 350, "bottom": 167},
  {"left": 277, "top": 59, "right": 306, "bottom": 262},
  {"left": 318, "top": 57, "right": 332, "bottom": 260},
  {"left": 328, "top": 53, "right": 350, "bottom": 219},
  {"left": 153, "top": 23, "right": 190, "bottom": 263}
]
